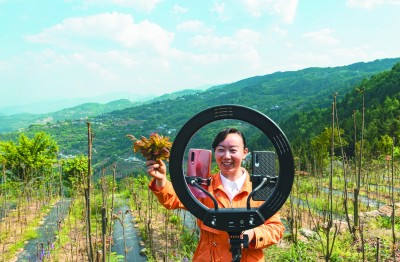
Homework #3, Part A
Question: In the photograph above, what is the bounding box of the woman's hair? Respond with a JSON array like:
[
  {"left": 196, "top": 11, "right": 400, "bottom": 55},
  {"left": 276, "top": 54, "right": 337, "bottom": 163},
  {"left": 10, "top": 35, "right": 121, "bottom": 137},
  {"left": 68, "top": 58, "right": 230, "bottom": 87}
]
[{"left": 211, "top": 128, "right": 247, "bottom": 151}]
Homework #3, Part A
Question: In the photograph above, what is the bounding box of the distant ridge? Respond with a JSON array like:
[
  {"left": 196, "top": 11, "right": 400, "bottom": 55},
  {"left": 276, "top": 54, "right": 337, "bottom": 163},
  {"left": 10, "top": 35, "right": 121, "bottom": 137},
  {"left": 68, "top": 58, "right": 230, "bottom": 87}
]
[
  {"left": 0, "top": 92, "right": 155, "bottom": 116},
  {"left": 1, "top": 57, "right": 400, "bottom": 174},
  {"left": 0, "top": 57, "right": 399, "bottom": 136},
  {"left": 0, "top": 99, "right": 138, "bottom": 133}
]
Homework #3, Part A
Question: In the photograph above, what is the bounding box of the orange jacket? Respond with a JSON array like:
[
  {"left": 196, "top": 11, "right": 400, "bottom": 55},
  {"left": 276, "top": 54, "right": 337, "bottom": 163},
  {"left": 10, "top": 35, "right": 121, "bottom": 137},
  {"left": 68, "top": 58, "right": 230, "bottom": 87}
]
[{"left": 149, "top": 172, "right": 284, "bottom": 262}]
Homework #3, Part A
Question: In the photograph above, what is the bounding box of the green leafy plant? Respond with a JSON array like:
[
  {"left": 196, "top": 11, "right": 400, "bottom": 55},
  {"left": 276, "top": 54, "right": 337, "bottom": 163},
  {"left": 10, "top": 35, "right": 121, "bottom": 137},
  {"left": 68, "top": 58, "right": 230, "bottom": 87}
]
[{"left": 127, "top": 133, "right": 172, "bottom": 161}]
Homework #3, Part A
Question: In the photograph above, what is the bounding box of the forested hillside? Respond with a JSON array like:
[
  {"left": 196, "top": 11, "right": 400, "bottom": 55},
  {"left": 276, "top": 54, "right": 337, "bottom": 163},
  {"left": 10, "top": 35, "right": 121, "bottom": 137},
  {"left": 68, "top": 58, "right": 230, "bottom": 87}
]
[
  {"left": 1, "top": 58, "right": 400, "bottom": 173},
  {"left": 0, "top": 99, "right": 138, "bottom": 133},
  {"left": 282, "top": 62, "right": 400, "bottom": 159}
]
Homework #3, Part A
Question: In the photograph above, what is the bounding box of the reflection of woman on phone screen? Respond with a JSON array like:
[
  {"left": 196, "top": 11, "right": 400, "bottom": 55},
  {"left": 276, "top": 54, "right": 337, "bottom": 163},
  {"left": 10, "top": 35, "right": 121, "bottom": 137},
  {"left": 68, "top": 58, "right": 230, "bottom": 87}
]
[{"left": 146, "top": 128, "right": 284, "bottom": 261}]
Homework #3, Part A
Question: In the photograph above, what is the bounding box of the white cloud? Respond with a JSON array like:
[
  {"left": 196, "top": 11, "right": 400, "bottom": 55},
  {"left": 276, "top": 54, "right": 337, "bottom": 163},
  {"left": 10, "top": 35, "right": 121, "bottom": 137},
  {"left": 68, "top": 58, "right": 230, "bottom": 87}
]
[
  {"left": 285, "top": 52, "right": 333, "bottom": 70},
  {"left": 211, "top": 2, "right": 230, "bottom": 21},
  {"left": 282, "top": 44, "right": 386, "bottom": 73},
  {"left": 116, "top": 20, "right": 174, "bottom": 54},
  {"left": 176, "top": 20, "right": 213, "bottom": 34},
  {"left": 284, "top": 42, "right": 294, "bottom": 48},
  {"left": 82, "top": 0, "right": 163, "bottom": 12},
  {"left": 0, "top": 47, "right": 178, "bottom": 102},
  {"left": 273, "top": 25, "right": 288, "bottom": 36},
  {"left": 303, "top": 28, "right": 340, "bottom": 46},
  {"left": 241, "top": 0, "right": 298, "bottom": 23},
  {"left": 192, "top": 35, "right": 231, "bottom": 49},
  {"left": 235, "top": 29, "right": 261, "bottom": 45},
  {"left": 273, "top": 0, "right": 298, "bottom": 23},
  {"left": 346, "top": 0, "right": 400, "bottom": 9},
  {"left": 14, "top": 12, "right": 271, "bottom": 101},
  {"left": 331, "top": 45, "right": 385, "bottom": 62},
  {"left": 188, "top": 53, "right": 232, "bottom": 65},
  {"left": 26, "top": 12, "right": 174, "bottom": 55},
  {"left": 172, "top": 4, "right": 188, "bottom": 14},
  {"left": 189, "top": 29, "right": 262, "bottom": 68},
  {"left": 192, "top": 29, "right": 261, "bottom": 51}
]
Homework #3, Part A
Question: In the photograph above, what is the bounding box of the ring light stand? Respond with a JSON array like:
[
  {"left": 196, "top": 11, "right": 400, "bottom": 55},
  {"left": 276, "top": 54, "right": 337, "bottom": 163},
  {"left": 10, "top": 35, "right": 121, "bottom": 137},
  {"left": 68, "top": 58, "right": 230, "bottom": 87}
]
[{"left": 169, "top": 105, "right": 294, "bottom": 261}]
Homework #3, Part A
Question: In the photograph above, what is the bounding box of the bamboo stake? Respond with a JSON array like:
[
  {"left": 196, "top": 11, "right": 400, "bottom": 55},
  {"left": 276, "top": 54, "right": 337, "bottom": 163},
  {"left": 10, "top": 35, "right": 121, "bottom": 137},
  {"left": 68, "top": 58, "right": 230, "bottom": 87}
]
[
  {"left": 376, "top": 237, "right": 380, "bottom": 262},
  {"left": 354, "top": 87, "right": 365, "bottom": 234},
  {"left": 108, "top": 164, "right": 116, "bottom": 262},
  {"left": 101, "top": 169, "right": 108, "bottom": 262},
  {"left": 85, "top": 121, "right": 94, "bottom": 262},
  {"left": 391, "top": 137, "right": 397, "bottom": 261}
]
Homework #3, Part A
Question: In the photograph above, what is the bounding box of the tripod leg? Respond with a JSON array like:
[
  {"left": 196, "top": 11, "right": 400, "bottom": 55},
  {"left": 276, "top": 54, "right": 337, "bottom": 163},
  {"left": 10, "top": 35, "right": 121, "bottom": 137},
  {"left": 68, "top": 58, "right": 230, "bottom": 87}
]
[{"left": 228, "top": 232, "right": 249, "bottom": 262}]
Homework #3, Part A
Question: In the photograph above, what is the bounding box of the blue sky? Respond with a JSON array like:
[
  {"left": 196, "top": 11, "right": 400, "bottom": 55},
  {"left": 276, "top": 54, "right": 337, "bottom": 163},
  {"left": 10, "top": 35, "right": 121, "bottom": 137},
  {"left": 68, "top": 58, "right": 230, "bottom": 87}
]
[{"left": 1, "top": 0, "right": 400, "bottom": 107}]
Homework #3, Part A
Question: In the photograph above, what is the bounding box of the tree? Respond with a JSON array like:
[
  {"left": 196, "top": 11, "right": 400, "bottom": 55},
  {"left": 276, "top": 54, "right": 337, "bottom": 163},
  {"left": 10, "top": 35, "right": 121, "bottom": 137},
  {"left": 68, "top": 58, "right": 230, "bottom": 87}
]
[
  {"left": 310, "top": 127, "right": 348, "bottom": 176},
  {"left": 376, "top": 135, "right": 394, "bottom": 157},
  {"left": 61, "top": 155, "right": 88, "bottom": 194},
  {"left": 0, "top": 132, "right": 58, "bottom": 183}
]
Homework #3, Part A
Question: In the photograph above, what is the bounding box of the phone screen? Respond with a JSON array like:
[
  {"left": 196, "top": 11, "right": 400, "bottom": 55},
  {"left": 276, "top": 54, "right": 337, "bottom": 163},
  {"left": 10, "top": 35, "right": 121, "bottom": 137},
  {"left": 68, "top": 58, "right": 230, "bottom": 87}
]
[
  {"left": 187, "top": 149, "right": 212, "bottom": 198},
  {"left": 251, "top": 151, "right": 277, "bottom": 201}
]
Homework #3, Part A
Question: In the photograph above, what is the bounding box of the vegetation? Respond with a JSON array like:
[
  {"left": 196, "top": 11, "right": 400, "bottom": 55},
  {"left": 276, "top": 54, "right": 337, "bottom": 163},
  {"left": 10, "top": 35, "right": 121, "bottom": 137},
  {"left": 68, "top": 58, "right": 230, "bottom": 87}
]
[
  {"left": 0, "top": 99, "right": 150, "bottom": 133},
  {"left": 0, "top": 58, "right": 399, "bottom": 261},
  {"left": 283, "top": 62, "right": 400, "bottom": 160},
  {"left": 1, "top": 58, "right": 400, "bottom": 175},
  {"left": 129, "top": 133, "right": 172, "bottom": 161}
]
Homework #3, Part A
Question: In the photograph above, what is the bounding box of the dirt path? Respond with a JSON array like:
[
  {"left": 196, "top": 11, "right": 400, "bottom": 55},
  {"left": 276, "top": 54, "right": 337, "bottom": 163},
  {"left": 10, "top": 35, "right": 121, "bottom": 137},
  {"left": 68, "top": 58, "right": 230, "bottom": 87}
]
[
  {"left": 112, "top": 205, "right": 147, "bottom": 262},
  {"left": 15, "top": 199, "right": 71, "bottom": 262},
  {"left": 1, "top": 200, "right": 55, "bottom": 262}
]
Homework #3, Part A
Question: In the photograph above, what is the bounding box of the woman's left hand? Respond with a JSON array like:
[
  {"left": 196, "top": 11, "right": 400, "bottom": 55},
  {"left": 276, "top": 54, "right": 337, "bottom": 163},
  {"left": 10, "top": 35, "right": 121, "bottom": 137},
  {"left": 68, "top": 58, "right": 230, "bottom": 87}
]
[{"left": 243, "top": 228, "right": 255, "bottom": 242}]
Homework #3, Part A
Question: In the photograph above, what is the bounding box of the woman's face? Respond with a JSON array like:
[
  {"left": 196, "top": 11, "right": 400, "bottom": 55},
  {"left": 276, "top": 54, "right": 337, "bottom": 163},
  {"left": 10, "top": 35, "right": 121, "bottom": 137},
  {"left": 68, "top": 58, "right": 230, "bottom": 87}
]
[{"left": 214, "top": 133, "right": 248, "bottom": 180}]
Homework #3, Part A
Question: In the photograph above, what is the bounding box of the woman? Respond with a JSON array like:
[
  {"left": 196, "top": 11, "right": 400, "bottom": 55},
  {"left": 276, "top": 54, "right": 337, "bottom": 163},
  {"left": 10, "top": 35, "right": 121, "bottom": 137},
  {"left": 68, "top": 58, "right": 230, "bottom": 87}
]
[{"left": 146, "top": 128, "right": 284, "bottom": 261}]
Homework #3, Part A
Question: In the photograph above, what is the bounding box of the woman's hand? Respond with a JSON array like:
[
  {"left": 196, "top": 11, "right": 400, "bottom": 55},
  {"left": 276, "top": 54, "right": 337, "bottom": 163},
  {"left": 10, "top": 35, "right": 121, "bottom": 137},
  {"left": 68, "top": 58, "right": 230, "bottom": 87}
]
[
  {"left": 243, "top": 229, "right": 255, "bottom": 244},
  {"left": 146, "top": 159, "right": 167, "bottom": 190}
]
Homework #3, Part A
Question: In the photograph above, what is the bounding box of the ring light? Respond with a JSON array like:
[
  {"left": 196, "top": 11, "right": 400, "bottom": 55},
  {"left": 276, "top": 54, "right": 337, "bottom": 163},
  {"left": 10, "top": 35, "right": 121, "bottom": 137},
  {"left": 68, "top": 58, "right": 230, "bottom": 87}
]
[{"left": 169, "top": 105, "right": 294, "bottom": 232}]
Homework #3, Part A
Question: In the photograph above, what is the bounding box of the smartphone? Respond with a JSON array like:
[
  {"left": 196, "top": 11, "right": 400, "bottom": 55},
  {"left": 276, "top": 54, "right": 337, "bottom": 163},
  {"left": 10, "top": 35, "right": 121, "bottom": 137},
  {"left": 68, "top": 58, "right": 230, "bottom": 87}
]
[
  {"left": 186, "top": 149, "right": 212, "bottom": 198},
  {"left": 251, "top": 151, "right": 277, "bottom": 201}
]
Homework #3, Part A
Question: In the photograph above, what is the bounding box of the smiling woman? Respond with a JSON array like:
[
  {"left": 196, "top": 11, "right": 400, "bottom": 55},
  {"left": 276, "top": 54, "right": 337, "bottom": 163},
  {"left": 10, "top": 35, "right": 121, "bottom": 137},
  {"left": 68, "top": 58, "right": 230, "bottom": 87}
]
[
  {"left": 143, "top": 105, "right": 295, "bottom": 262},
  {"left": 146, "top": 134, "right": 285, "bottom": 261},
  {"left": 212, "top": 128, "right": 248, "bottom": 181}
]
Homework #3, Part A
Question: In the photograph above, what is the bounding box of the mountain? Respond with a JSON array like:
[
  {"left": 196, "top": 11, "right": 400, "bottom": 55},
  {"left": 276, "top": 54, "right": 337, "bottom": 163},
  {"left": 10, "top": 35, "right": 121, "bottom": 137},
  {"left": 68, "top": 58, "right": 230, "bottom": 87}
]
[
  {"left": 281, "top": 61, "right": 400, "bottom": 157},
  {"left": 148, "top": 89, "right": 204, "bottom": 102},
  {"left": 1, "top": 57, "right": 400, "bottom": 173},
  {"left": 0, "top": 88, "right": 196, "bottom": 133},
  {"left": 0, "top": 99, "right": 137, "bottom": 133},
  {"left": 0, "top": 92, "right": 155, "bottom": 116}
]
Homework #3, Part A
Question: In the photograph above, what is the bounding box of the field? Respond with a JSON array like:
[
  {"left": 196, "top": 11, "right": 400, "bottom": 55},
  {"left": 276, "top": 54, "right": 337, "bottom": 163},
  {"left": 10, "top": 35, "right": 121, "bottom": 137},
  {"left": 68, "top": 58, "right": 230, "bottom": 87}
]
[{"left": 1, "top": 155, "right": 399, "bottom": 261}]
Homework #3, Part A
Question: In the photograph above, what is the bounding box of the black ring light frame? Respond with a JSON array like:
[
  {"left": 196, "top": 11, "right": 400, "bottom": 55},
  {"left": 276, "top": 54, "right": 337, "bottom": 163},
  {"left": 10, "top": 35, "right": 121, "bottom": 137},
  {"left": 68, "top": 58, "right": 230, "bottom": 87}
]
[{"left": 169, "top": 105, "right": 295, "bottom": 233}]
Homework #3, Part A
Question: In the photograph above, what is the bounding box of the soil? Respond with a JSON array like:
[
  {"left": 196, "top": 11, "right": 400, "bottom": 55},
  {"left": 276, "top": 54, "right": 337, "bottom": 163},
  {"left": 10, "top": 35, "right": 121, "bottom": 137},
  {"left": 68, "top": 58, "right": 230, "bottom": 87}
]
[
  {"left": 1, "top": 201, "right": 47, "bottom": 262},
  {"left": 279, "top": 203, "right": 400, "bottom": 261},
  {"left": 130, "top": 208, "right": 185, "bottom": 261},
  {"left": 2, "top": 198, "right": 399, "bottom": 262}
]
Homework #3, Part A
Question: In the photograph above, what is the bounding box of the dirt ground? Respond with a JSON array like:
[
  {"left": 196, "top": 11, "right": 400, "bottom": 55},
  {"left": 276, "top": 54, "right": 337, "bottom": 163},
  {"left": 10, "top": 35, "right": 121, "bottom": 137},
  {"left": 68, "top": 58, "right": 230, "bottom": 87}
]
[
  {"left": 2, "top": 198, "right": 399, "bottom": 262},
  {"left": 1, "top": 201, "right": 49, "bottom": 262}
]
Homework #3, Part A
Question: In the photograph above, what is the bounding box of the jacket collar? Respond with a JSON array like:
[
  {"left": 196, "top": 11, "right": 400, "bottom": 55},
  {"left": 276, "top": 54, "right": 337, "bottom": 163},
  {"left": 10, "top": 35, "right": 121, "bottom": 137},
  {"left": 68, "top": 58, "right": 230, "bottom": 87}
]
[{"left": 212, "top": 168, "right": 252, "bottom": 194}]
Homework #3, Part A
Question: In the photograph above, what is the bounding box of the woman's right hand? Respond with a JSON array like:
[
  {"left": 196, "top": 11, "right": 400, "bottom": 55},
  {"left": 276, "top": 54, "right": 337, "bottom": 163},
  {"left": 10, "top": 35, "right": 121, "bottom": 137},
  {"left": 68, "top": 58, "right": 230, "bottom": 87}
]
[{"left": 146, "top": 159, "right": 167, "bottom": 190}]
